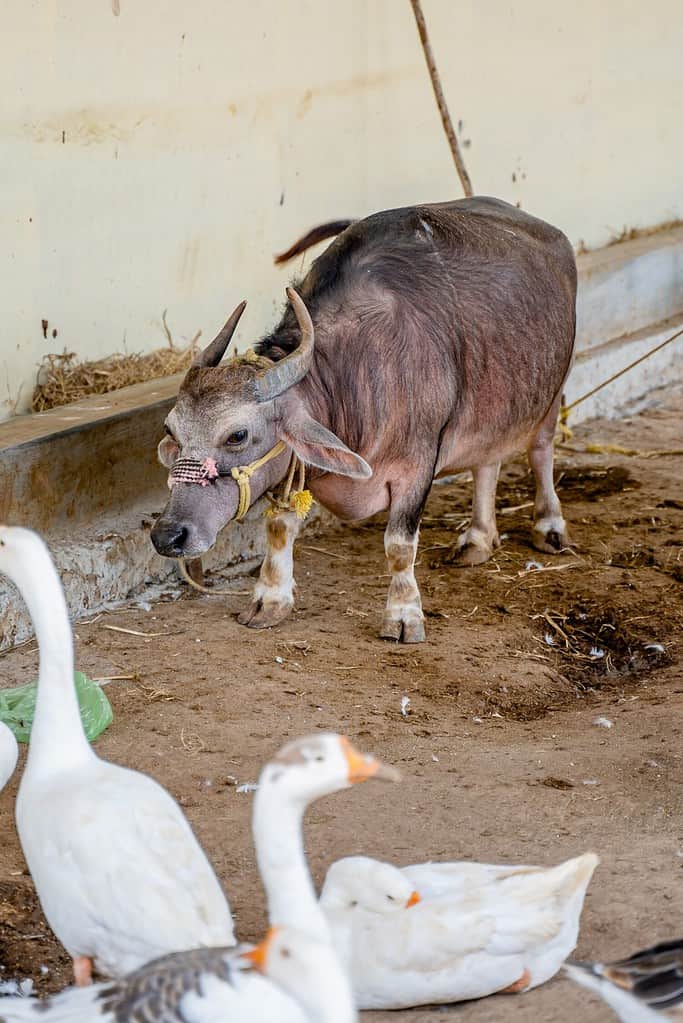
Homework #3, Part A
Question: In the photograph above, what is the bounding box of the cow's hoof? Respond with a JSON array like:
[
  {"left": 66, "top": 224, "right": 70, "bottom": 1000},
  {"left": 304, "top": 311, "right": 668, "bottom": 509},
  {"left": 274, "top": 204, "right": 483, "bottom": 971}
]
[
  {"left": 379, "top": 613, "right": 426, "bottom": 644},
  {"left": 237, "top": 600, "right": 293, "bottom": 629},
  {"left": 444, "top": 526, "right": 498, "bottom": 567},
  {"left": 445, "top": 541, "right": 492, "bottom": 567},
  {"left": 532, "top": 525, "right": 571, "bottom": 554}
]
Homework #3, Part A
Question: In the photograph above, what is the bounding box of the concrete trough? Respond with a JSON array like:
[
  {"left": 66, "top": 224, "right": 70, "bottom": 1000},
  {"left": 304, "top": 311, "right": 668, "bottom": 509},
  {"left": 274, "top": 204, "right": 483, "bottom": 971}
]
[{"left": 0, "top": 377, "right": 269, "bottom": 649}]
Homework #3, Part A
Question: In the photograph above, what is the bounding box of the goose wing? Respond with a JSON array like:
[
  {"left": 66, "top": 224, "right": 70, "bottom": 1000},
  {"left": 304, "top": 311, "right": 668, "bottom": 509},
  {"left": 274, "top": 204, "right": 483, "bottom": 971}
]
[{"left": 0, "top": 948, "right": 305, "bottom": 1023}]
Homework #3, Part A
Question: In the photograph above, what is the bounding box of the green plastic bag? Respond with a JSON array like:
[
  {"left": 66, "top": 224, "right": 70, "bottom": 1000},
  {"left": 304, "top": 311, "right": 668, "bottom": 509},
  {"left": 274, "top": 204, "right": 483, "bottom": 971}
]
[{"left": 0, "top": 671, "right": 113, "bottom": 744}]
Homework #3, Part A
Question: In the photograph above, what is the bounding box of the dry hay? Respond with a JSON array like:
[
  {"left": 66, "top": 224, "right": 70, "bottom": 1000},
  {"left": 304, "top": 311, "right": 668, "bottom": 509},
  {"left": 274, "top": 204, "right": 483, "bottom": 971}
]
[{"left": 31, "top": 313, "right": 200, "bottom": 412}]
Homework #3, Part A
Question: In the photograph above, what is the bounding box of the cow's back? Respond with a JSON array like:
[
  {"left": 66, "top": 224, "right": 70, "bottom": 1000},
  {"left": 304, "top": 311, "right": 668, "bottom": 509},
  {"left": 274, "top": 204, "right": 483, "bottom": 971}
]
[{"left": 266, "top": 196, "right": 577, "bottom": 467}]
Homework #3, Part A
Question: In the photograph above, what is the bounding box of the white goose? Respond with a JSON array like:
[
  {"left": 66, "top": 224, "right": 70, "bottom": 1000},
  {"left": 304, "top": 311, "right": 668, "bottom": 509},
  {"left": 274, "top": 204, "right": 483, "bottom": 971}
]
[
  {"left": 320, "top": 851, "right": 598, "bottom": 1009},
  {"left": 0, "top": 732, "right": 395, "bottom": 1021},
  {"left": 0, "top": 720, "right": 18, "bottom": 792},
  {"left": 252, "top": 733, "right": 398, "bottom": 940},
  {"left": 0, "top": 926, "right": 357, "bottom": 1023},
  {"left": 565, "top": 940, "right": 683, "bottom": 1022},
  {"left": 0, "top": 526, "right": 235, "bottom": 983}
]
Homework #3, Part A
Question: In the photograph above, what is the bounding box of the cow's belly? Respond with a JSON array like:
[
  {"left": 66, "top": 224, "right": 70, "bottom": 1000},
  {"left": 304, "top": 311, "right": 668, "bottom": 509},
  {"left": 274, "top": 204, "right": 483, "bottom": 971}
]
[
  {"left": 310, "top": 421, "right": 537, "bottom": 521},
  {"left": 309, "top": 408, "right": 552, "bottom": 521},
  {"left": 436, "top": 420, "right": 540, "bottom": 475}
]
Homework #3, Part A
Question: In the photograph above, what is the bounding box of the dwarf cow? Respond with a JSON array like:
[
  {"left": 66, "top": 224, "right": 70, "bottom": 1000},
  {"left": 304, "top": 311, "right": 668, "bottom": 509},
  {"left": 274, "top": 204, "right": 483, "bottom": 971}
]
[{"left": 151, "top": 197, "right": 576, "bottom": 643}]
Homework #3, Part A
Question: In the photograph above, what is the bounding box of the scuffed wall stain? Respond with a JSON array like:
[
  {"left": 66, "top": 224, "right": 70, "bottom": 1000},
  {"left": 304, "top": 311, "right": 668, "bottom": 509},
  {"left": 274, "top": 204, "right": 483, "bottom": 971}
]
[
  {"left": 178, "top": 237, "right": 200, "bottom": 293},
  {"left": 39, "top": 319, "right": 58, "bottom": 342},
  {"left": 22, "top": 109, "right": 146, "bottom": 145},
  {"left": 311, "top": 68, "right": 418, "bottom": 100},
  {"left": 297, "top": 89, "right": 313, "bottom": 119},
  {"left": 16, "top": 67, "right": 417, "bottom": 147}
]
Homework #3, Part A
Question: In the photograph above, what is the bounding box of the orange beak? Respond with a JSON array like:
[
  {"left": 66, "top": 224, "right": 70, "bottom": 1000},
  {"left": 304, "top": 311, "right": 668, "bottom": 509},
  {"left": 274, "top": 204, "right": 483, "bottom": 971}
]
[
  {"left": 242, "top": 927, "right": 279, "bottom": 973},
  {"left": 340, "top": 736, "right": 401, "bottom": 784},
  {"left": 406, "top": 890, "right": 421, "bottom": 908}
]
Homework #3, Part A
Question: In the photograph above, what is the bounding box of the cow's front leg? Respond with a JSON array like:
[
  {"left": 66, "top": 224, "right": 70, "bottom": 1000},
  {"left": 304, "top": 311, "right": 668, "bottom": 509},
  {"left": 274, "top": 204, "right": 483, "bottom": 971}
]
[
  {"left": 379, "top": 478, "right": 431, "bottom": 646},
  {"left": 238, "top": 510, "right": 301, "bottom": 629},
  {"left": 380, "top": 527, "right": 425, "bottom": 644},
  {"left": 447, "top": 463, "right": 501, "bottom": 566}
]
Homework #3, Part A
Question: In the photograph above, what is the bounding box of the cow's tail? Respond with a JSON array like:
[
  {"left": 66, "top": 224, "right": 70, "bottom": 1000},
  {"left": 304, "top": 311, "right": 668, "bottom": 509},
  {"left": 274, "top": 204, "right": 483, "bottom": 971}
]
[{"left": 274, "top": 219, "right": 355, "bottom": 265}]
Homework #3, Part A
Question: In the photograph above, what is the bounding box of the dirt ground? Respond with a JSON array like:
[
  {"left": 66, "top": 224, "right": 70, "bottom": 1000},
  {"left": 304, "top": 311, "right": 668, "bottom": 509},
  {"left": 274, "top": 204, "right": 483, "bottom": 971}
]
[{"left": 0, "top": 387, "right": 681, "bottom": 1021}]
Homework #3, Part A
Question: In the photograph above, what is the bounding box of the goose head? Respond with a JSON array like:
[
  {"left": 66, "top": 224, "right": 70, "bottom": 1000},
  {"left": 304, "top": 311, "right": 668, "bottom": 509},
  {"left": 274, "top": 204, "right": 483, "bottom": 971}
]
[
  {"left": 0, "top": 525, "right": 43, "bottom": 586},
  {"left": 258, "top": 733, "right": 400, "bottom": 807},
  {"left": 321, "top": 856, "right": 420, "bottom": 913}
]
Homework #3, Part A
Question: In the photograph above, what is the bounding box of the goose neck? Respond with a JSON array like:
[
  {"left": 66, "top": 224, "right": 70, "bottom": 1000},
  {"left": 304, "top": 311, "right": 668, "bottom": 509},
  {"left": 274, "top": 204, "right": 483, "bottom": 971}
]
[
  {"left": 252, "top": 786, "right": 329, "bottom": 942},
  {"left": 20, "top": 551, "right": 94, "bottom": 775}
]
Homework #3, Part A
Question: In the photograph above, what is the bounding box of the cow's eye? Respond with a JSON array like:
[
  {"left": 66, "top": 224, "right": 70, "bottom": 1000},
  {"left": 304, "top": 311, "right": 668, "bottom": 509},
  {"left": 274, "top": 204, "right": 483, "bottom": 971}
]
[
  {"left": 226, "top": 429, "right": 248, "bottom": 445},
  {"left": 164, "top": 424, "right": 177, "bottom": 441}
]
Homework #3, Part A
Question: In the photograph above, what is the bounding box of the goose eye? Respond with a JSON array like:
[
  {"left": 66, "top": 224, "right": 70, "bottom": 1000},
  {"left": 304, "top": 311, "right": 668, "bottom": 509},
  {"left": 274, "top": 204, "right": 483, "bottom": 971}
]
[
  {"left": 280, "top": 947, "right": 291, "bottom": 959},
  {"left": 313, "top": 754, "right": 325, "bottom": 763},
  {"left": 226, "top": 429, "right": 248, "bottom": 445},
  {"left": 386, "top": 894, "right": 395, "bottom": 902}
]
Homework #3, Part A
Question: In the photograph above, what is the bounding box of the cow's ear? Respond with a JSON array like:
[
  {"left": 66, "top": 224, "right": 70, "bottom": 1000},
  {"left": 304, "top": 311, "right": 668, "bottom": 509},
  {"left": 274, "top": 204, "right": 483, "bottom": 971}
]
[
  {"left": 158, "top": 435, "right": 179, "bottom": 468},
  {"left": 280, "top": 414, "right": 372, "bottom": 480}
]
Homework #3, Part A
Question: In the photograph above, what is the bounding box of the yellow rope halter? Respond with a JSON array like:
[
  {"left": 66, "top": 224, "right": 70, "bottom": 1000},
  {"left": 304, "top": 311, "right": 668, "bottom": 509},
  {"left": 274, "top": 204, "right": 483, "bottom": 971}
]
[
  {"left": 230, "top": 441, "right": 314, "bottom": 521},
  {"left": 230, "top": 441, "right": 287, "bottom": 520},
  {"left": 265, "top": 451, "right": 314, "bottom": 520}
]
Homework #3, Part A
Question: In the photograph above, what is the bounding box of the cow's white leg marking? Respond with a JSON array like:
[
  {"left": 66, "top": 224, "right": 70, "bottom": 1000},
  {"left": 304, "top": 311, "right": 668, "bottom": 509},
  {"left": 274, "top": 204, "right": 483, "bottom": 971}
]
[
  {"left": 528, "top": 395, "right": 570, "bottom": 553},
  {"left": 450, "top": 463, "right": 501, "bottom": 567},
  {"left": 380, "top": 530, "right": 425, "bottom": 644},
  {"left": 238, "top": 510, "right": 300, "bottom": 629}
]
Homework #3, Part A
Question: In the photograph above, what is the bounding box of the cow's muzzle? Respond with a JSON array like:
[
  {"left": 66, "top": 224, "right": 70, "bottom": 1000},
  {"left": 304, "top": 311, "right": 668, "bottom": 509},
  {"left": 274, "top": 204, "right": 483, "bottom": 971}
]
[{"left": 151, "top": 519, "right": 193, "bottom": 557}]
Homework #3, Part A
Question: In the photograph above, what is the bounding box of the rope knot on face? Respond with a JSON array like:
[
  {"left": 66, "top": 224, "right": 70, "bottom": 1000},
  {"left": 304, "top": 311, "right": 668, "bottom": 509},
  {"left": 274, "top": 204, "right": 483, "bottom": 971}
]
[{"left": 168, "top": 457, "right": 219, "bottom": 488}]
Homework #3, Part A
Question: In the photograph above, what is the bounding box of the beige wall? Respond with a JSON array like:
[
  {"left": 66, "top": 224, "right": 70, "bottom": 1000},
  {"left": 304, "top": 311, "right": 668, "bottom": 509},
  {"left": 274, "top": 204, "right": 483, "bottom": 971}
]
[{"left": 2, "top": 0, "right": 681, "bottom": 421}]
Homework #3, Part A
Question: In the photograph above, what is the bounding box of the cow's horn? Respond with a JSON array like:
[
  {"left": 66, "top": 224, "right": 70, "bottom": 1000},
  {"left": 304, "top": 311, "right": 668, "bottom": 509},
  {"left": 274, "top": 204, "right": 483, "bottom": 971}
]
[
  {"left": 253, "top": 288, "right": 314, "bottom": 402},
  {"left": 193, "top": 300, "right": 247, "bottom": 368}
]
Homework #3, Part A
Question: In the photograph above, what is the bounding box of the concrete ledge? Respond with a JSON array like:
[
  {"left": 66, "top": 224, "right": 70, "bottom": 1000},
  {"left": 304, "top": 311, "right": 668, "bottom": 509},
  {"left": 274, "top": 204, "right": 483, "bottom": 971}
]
[
  {"left": 0, "top": 376, "right": 183, "bottom": 531},
  {"left": 576, "top": 224, "right": 683, "bottom": 354},
  {"left": 565, "top": 312, "right": 683, "bottom": 423}
]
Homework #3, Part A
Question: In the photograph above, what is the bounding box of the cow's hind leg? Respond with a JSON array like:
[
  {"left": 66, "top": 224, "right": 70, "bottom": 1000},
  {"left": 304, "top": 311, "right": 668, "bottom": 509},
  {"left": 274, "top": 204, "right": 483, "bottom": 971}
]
[
  {"left": 238, "top": 510, "right": 300, "bottom": 629},
  {"left": 447, "top": 463, "right": 501, "bottom": 567},
  {"left": 528, "top": 394, "right": 570, "bottom": 553},
  {"left": 380, "top": 479, "right": 431, "bottom": 644}
]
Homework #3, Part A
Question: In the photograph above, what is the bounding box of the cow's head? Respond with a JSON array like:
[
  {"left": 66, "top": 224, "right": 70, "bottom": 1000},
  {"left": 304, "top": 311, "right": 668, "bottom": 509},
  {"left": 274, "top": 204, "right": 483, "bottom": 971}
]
[{"left": 151, "top": 289, "right": 371, "bottom": 558}]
